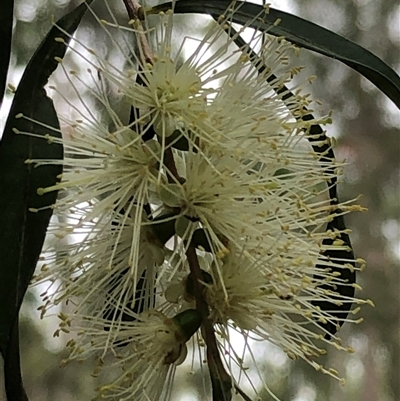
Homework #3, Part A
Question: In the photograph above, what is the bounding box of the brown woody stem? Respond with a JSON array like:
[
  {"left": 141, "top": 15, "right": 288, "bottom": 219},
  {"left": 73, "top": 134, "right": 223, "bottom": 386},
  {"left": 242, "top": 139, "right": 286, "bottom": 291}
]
[
  {"left": 123, "top": 0, "right": 153, "bottom": 64},
  {"left": 186, "top": 246, "right": 232, "bottom": 401},
  {"left": 122, "top": 0, "right": 142, "bottom": 20}
]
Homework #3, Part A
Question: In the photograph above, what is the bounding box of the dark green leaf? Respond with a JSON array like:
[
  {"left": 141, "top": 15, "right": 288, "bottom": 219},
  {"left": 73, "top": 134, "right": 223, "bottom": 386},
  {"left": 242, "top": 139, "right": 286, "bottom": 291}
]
[
  {"left": 169, "top": 129, "right": 190, "bottom": 151},
  {"left": 0, "top": 1, "right": 93, "bottom": 399},
  {"left": 4, "top": 322, "right": 28, "bottom": 401},
  {"left": 0, "top": 91, "right": 62, "bottom": 355},
  {"left": 191, "top": 229, "right": 212, "bottom": 252},
  {"left": 151, "top": 0, "right": 400, "bottom": 109},
  {"left": 151, "top": 210, "right": 180, "bottom": 244},
  {"left": 0, "top": 0, "right": 13, "bottom": 106},
  {"left": 313, "top": 214, "right": 356, "bottom": 339}
]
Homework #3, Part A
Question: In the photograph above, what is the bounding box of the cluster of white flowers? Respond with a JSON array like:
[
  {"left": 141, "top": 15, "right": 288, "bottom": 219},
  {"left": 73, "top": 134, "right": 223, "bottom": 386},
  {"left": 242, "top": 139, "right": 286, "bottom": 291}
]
[{"left": 21, "top": 1, "right": 370, "bottom": 400}]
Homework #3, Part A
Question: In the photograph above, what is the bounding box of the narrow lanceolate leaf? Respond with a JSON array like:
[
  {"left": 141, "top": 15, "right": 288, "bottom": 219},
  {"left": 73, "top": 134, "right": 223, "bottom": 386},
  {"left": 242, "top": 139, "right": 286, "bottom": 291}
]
[
  {"left": 0, "top": 0, "right": 13, "bottom": 106},
  {"left": 313, "top": 214, "right": 356, "bottom": 339},
  {"left": 0, "top": 2, "right": 93, "bottom": 399},
  {"left": 151, "top": 0, "right": 400, "bottom": 109},
  {"left": 0, "top": 94, "right": 62, "bottom": 355},
  {"left": 4, "top": 323, "right": 28, "bottom": 401}
]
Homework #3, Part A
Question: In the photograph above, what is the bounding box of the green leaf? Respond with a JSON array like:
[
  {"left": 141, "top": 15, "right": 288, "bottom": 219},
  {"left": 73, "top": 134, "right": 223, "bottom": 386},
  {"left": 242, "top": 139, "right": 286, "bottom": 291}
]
[
  {"left": 0, "top": 1, "right": 93, "bottom": 399},
  {"left": 313, "top": 214, "right": 356, "bottom": 339},
  {"left": 0, "top": 95, "right": 62, "bottom": 355},
  {"left": 150, "top": 0, "right": 400, "bottom": 109},
  {"left": 4, "top": 322, "right": 28, "bottom": 401},
  {"left": 152, "top": 210, "right": 180, "bottom": 244},
  {"left": 169, "top": 129, "right": 190, "bottom": 151},
  {"left": 0, "top": 0, "right": 13, "bottom": 106},
  {"left": 191, "top": 229, "right": 212, "bottom": 252}
]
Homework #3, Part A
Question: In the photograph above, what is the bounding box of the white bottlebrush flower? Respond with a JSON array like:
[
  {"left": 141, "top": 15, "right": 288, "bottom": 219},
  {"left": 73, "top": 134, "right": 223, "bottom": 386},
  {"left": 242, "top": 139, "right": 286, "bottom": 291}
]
[
  {"left": 22, "top": 1, "right": 370, "bottom": 400},
  {"left": 27, "top": 117, "right": 162, "bottom": 215},
  {"left": 35, "top": 212, "right": 164, "bottom": 324},
  {"left": 157, "top": 144, "right": 341, "bottom": 267},
  {"left": 203, "top": 248, "right": 369, "bottom": 383},
  {"left": 60, "top": 309, "right": 201, "bottom": 401}
]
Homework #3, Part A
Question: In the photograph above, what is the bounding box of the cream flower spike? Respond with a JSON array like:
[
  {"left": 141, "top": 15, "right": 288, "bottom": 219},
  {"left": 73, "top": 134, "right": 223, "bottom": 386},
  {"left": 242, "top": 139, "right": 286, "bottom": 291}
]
[
  {"left": 20, "top": 1, "right": 368, "bottom": 400},
  {"left": 203, "top": 249, "right": 367, "bottom": 383},
  {"left": 35, "top": 213, "right": 164, "bottom": 322},
  {"left": 61, "top": 309, "right": 202, "bottom": 401}
]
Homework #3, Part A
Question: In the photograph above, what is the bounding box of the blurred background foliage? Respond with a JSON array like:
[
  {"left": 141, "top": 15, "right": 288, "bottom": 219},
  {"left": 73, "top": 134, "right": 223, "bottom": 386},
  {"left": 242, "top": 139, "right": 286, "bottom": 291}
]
[{"left": 1, "top": 0, "right": 399, "bottom": 400}]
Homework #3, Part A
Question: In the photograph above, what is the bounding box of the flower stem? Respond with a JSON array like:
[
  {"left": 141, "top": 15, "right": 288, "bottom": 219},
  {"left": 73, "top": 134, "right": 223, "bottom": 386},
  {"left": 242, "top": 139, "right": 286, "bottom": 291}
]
[
  {"left": 122, "top": 0, "right": 153, "bottom": 64},
  {"left": 122, "top": 0, "right": 142, "bottom": 21},
  {"left": 186, "top": 245, "right": 232, "bottom": 401}
]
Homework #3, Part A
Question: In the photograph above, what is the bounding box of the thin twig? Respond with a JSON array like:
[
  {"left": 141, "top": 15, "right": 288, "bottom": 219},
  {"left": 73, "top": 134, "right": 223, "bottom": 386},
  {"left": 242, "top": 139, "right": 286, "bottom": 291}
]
[
  {"left": 123, "top": 0, "right": 153, "bottom": 64},
  {"left": 234, "top": 383, "right": 253, "bottom": 401},
  {"left": 122, "top": 0, "right": 141, "bottom": 20},
  {"left": 186, "top": 246, "right": 232, "bottom": 401}
]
